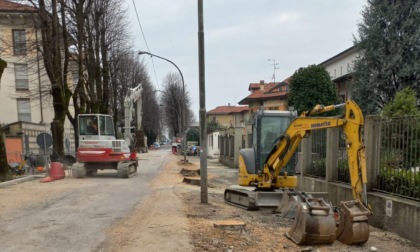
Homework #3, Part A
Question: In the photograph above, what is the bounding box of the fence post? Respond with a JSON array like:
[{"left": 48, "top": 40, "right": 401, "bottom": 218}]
[
  {"left": 364, "top": 115, "right": 381, "bottom": 191},
  {"left": 300, "top": 136, "right": 311, "bottom": 176},
  {"left": 326, "top": 128, "right": 339, "bottom": 181}
]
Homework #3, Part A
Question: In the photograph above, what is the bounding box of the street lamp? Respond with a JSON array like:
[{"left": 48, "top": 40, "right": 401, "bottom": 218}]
[{"left": 138, "top": 51, "right": 188, "bottom": 162}]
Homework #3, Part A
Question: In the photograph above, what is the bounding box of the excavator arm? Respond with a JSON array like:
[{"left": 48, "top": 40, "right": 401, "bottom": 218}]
[
  {"left": 261, "top": 101, "right": 368, "bottom": 208},
  {"left": 123, "top": 84, "right": 143, "bottom": 148},
  {"left": 225, "top": 100, "right": 371, "bottom": 246},
  {"left": 260, "top": 100, "right": 370, "bottom": 245}
]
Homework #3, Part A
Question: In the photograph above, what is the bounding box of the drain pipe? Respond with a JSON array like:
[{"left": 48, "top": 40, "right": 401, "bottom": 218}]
[{"left": 35, "top": 28, "right": 44, "bottom": 123}]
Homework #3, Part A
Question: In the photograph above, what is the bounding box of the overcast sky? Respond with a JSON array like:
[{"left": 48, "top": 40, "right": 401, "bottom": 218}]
[{"left": 128, "top": 0, "right": 366, "bottom": 117}]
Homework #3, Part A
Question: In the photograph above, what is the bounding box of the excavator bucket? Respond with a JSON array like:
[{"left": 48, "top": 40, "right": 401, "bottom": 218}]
[
  {"left": 285, "top": 197, "right": 336, "bottom": 245},
  {"left": 276, "top": 189, "right": 329, "bottom": 219},
  {"left": 276, "top": 189, "right": 302, "bottom": 219},
  {"left": 336, "top": 200, "right": 370, "bottom": 245}
]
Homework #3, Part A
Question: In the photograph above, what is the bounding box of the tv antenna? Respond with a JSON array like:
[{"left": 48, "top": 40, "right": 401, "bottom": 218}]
[{"left": 268, "top": 59, "right": 279, "bottom": 83}]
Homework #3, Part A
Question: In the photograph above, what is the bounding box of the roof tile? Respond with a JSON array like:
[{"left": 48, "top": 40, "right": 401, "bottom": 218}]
[
  {"left": 0, "top": 0, "right": 37, "bottom": 12},
  {"left": 207, "top": 106, "right": 249, "bottom": 115},
  {"left": 239, "top": 78, "right": 290, "bottom": 104}
]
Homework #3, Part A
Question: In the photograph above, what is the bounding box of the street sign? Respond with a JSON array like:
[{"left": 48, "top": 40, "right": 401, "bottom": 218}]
[{"left": 36, "top": 133, "right": 53, "bottom": 149}]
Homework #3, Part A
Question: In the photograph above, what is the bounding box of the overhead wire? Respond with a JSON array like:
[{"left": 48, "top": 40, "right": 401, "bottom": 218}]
[{"left": 131, "top": 0, "right": 160, "bottom": 90}]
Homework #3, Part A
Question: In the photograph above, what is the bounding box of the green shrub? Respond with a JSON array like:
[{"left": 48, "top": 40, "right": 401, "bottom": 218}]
[{"left": 309, "top": 158, "right": 326, "bottom": 178}]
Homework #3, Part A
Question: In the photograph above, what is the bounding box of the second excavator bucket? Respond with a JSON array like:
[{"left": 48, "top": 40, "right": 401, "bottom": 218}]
[
  {"left": 276, "top": 189, "right": 303, "bottom": 219},
  {"left": 285, "top": 197, "right": 336, "bottom": 245},
  {"left": 336, "top": 200, "right": 370, "bottom": 245}
]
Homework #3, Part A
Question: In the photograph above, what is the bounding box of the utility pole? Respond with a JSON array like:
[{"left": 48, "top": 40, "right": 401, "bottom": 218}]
[
  {"left": 198, "top": 0, "right": 208, "bottom": 203},
  {"left": 268, "top": 59, "right": 279, "bottom": 83}
]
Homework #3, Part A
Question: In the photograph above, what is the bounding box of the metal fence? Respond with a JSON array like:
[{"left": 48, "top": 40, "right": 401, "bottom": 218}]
[
  {"left": 374, "top": 116, "right": 420, "bottom": 201},
  {"left": 336, "top": 128, "right": 350, "bottom": 183},
  {"left": 307, "top": 129, "right": 327, "bottom": 178}
]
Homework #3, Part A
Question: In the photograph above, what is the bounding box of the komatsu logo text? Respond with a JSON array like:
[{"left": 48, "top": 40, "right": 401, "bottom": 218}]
[{"left": 311, "top": 121, "right": 331, "bottom": 128}]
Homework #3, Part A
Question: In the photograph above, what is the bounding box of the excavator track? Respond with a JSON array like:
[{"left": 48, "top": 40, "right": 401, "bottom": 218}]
[
  {"left": 224, "top": 188, "right": 259, "bottom": 210},
  {"left": 117, "top": 161, "right": 137, "bottom": 178},
  {"left": 72, "top": 162, "right": 87, "bottom": 178},
  {"left": 224, "top": 187, "right": 287, "bottom": 210},
  {"left": 72, "top": 160, "right": 137, "bottom": 178}
]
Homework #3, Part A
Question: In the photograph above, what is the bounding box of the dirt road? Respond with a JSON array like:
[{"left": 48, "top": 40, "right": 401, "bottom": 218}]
[
  {"left": 1, "top": 148, "right": 419, "bottom": 252},
  {"left": 0, "top": 151, "right": 171, "bottom": 251}
]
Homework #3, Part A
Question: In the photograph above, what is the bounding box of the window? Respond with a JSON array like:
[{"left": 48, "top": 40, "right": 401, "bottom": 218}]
[
  {"left": 15, "top": 64, "right": 28, "bottom": 89},
  {"left": 13, "top": 30, "right": 26, "bottom": 55},
  {"left": 104, "top": 115, "right": 115, "bottom": 136},
  {"left": 79, "top": 115, "right": 99, "bottom": 135},
  {"left": 17, "top": 99, "right": 31, "bottom": 122}
]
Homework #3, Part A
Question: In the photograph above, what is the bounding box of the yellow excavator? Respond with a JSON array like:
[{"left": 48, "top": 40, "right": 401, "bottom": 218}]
[{"left": 224, "top": 100, "right": 371, "bottom": 245}]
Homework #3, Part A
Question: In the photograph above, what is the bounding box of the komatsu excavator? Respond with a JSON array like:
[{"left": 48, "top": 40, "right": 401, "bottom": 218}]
[
  {"left": 72, "top": 85, "right": 143, "bottom": 178},
  {"left": 224, "top": 100, "right": 371, "bottom": 245}
]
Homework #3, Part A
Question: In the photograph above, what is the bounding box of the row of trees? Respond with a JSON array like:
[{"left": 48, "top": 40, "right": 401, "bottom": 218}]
[
  {"left": 159, "top": 73, "right": 193, "bottom": 139},
  {"left": 17, "top": 0, "right": 166, "bottom": 157},
  {"left": 1, "top": 0, "right": 192, "bottom": 178}
]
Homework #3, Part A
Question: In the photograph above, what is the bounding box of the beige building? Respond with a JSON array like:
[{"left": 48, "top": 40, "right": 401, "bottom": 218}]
[
  {"left": 206, "top": 104, "right": 249, "bottom": 128},
  {"left": 0, "top": 1, "right": 75, "bottom": 158},
  {"left": 238, "top": 80, "right": 290, "bottom": 114},
  {"left": 319, "top": 46, "right": 358, "bottom": 102}
]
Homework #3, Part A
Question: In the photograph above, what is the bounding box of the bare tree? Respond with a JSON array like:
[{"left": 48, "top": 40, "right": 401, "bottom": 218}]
[
  {"left": 160, "top": 72, "right": 191, "bottom": 138},
  {"left": 141, "top": 80, "right": 161, "bottom": 145},
  {"left": 23, "top": 0, "right": 74, "bottom": 160},
  {"left": 19, "top": 0, "right": 146, "bottom": 155}
]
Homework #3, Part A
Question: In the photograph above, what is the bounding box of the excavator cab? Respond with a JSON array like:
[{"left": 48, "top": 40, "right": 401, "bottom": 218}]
[
  {"left": 79, "top": 114, "right": 115, "bottom": 138},
  {"left": 255, "top": 111, "right": 297, "bottom": 176},
  {"left": 239, "top": 109, "right": 297, "bottom": 180},
  {"left": 226, "top": 110, "right": 299, "bottom": 210}
]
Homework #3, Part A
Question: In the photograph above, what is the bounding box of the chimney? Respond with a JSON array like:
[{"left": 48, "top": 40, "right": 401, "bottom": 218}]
[
  {"left": 228, "top": 103, "right": 230, "bottom": 106},
  {"left": 260, "top": 80, "right": 264, "bottom": 91}
]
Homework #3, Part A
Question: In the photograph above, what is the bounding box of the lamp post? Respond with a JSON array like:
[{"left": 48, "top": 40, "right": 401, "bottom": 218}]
[{"left": 138, "top": 51, "right": 187, "bottom": 162}]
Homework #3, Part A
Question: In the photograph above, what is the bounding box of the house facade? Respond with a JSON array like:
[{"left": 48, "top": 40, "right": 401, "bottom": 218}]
[
  {"left": 0, "top": 1, "right": 75, "bottom": 161},
  {"left": 319, "top": 46, "right": 358, "bottom": 102},
  {"left": 238, "top": 80, "right": 290, "bottom": 113},
  {"left": 206, "top": 104, "right": 249, "bottom": 128}
]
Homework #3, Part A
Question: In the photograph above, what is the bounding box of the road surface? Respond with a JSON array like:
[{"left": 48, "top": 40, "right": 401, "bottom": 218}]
[{"left": 0, "top": 149, "right": 170, "bottom": 252}]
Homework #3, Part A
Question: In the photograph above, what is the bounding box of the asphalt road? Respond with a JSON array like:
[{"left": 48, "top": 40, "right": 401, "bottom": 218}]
[{"left": 0, "top": 147, "right": 171, "bottom": 252}]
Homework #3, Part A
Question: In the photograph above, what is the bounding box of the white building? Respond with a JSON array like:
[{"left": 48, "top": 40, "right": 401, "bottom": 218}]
[{"left": 319, "top": 46, "right": 359, "bottom": 102}]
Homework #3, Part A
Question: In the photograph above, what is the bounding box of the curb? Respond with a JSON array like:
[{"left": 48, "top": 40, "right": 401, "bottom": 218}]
[{"left": 0, "top": 175, "right": 45, "bottom": 189}]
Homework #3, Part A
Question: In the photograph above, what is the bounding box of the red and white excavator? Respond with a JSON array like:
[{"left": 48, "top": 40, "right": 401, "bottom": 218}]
[{"left": 72, "top": 85, "right": 143, "bottom": 178}]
